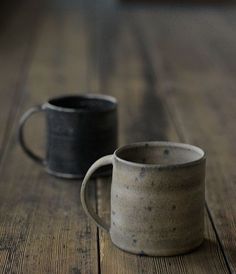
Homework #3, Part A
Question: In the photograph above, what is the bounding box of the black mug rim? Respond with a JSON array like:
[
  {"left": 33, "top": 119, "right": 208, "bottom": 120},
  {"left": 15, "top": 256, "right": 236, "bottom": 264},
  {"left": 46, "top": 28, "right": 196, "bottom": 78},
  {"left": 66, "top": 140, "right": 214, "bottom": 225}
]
[{"left": 43, "top": 94, "right": 117, "bottom": 113}]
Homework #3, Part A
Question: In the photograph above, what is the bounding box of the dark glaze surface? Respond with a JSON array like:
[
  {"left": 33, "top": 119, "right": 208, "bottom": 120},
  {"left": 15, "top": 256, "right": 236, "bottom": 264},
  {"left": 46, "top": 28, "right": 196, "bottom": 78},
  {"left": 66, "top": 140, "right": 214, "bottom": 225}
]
[{"left": 45, "top": 96, "right": 117, "bottom": 177}]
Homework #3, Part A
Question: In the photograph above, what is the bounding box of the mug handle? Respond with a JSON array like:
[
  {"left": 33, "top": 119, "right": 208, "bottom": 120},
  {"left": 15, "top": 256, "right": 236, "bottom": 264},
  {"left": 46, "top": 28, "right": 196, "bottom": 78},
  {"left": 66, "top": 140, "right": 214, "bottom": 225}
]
[
  {"left": 18, "top": 105, "right": 46, "bottom": 166},
  {"left": 80, "top": 155, "right": 113, "bottom": 233}
]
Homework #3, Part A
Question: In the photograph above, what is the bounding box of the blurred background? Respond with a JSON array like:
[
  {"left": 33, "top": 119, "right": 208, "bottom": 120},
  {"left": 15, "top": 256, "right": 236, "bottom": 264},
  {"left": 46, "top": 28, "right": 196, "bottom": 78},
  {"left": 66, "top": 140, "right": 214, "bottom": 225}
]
[{"left": 1, "top": 0, "right": 235, "bottom": 148}]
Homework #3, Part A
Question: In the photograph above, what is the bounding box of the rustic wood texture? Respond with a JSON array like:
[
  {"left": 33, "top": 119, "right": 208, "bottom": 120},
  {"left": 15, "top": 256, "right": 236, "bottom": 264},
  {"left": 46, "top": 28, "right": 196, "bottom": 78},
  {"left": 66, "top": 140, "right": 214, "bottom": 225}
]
[
  {"left": 0, "top": 0, "right": 235, "bottom": 273},
  {"left": 0, "top": 0, "right": 39, "bottom": 164},
  {"left": 134, "top": 10, "right": 236, "bottom": 272},
  {"left": 0, "top": 3, "right": 98, "bottom": 274},
  {"left": 90, "top": 6, "right": 232, "bottom": 272}
]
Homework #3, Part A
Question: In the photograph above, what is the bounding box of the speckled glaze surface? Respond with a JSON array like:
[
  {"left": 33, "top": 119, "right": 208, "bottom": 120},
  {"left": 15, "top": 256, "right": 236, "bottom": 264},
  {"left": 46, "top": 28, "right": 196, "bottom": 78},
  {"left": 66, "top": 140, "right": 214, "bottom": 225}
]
[
  {"left": 81, "top": 141, "right": 206, "bottom": 256},
  {"left": 18, "top": 94, "right": 118, "bottom": 178}
]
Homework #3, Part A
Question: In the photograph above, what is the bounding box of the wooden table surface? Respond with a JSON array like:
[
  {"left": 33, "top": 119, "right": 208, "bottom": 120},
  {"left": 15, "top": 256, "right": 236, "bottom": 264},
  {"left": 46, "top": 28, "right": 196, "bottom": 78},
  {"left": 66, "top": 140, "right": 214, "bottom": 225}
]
[{"left": 0, "top": 0, "right": 235, "bottom": 273}]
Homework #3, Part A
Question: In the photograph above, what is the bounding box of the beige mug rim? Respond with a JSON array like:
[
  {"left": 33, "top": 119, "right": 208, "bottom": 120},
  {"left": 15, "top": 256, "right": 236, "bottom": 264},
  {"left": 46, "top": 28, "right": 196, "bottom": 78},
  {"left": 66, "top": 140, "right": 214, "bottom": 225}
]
[{"left": 114, "top": 141, "right": 206, "bottom": 169}]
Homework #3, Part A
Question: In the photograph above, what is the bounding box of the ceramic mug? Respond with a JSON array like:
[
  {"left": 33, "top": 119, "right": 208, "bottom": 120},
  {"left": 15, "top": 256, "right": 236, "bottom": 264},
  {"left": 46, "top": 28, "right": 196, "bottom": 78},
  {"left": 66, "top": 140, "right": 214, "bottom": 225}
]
[
  {"left": 18, "top": 94, "right": 118, "bottom": 178},
  {"left": 81, "top": 141, "right": 206, "bottom": 256}
]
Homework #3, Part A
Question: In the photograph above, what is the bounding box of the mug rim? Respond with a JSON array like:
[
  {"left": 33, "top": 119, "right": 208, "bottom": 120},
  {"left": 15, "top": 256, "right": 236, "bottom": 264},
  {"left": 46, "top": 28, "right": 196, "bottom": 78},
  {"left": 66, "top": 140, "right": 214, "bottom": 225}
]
[
  {"left": 43, "top": 93, "right": 117, "bottom": 113},
  {"left": 114, "top": 141, "right": 206, "bottom": 169}
]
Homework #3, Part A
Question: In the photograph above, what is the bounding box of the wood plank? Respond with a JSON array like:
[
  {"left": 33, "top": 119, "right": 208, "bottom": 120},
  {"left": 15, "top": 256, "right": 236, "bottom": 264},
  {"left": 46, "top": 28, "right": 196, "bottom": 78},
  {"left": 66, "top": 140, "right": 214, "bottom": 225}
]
[
  {"left": 88, "top": 4, "right": 230, "bottom": 273},
  {"left": 0, "top": 6, "right": 98, "bottom": 274},
  {"left": 0, "top": 0, "right": 40, "bottom": 164},
  {"left": 134, "top": 8, "right": 236, "bottom": 272}
]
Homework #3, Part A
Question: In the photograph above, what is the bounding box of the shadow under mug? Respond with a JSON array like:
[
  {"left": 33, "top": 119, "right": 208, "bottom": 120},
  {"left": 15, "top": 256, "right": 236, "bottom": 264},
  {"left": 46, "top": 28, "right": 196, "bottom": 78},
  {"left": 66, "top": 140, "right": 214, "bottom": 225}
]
[
  {"left": 18, "top": 94, "right": 118, "bottom": 178},
  {"left": 81, "top": 141, "right": 206, "bottom": 256}
]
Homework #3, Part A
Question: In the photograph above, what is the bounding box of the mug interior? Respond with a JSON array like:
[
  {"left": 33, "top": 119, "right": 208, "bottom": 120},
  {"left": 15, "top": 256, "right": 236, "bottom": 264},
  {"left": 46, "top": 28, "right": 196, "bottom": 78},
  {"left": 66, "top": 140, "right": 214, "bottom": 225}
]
[
  {"left": 48, "top": 95, "right": 116, "bottom": 112},
  {"left": 115, "top": 142, "right": 205, "bottom": 167}
]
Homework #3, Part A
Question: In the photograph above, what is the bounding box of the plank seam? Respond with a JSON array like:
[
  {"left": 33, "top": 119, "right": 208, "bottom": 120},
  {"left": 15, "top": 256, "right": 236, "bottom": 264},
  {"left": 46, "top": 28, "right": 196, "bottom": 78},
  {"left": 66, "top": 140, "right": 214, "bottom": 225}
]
[
  {"left": 158, "top": 87, "right": 233, "bottom": 274},
  {"left": 205, "top": 203, "right": 232, "bottom": 274},
  {"left": 96, "top": 181, "right": 102, "bottom": 274},
  {"left": 130, "top": 18, "right": 231, "bottom": 273},
  {"left": 159, "top": 88, "right": 232, "bottom": 274},
  {"left": 0, "top": 1, "right": 43, "bottom": 172},
  {"left": 0, "top": 3, "right": 46, "bottom": 273}
]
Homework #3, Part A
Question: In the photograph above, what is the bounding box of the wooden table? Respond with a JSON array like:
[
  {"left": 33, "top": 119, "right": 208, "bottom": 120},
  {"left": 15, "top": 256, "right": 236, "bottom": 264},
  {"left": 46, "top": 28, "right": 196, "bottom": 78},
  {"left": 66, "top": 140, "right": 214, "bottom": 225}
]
[{"left": 0, "top": 0, "right": 235, "bottom": 273}]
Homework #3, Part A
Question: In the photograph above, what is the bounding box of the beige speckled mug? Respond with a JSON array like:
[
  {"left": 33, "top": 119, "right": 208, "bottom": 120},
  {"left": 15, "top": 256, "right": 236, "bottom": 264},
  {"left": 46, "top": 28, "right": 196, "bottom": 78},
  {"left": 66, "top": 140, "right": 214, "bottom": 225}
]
[{"left": 81, "top": 141, "right": 206, "bottom": 256}]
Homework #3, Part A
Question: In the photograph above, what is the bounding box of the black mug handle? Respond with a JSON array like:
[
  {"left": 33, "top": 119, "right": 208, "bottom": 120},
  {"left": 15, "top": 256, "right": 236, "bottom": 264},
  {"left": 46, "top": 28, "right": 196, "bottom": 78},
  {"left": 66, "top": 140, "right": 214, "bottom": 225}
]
[{"left": 18, "top": 105, "right": 46, "bottom": 166}]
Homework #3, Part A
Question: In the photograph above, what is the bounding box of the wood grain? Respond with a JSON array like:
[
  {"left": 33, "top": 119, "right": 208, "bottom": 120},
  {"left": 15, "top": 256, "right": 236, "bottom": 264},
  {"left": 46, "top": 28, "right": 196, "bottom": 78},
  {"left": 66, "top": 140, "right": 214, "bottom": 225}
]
[
  {"left": 0, "top": 0, "right": 235, "bottom": 273},
  {"left": 90, "top": 3, "right": 231, "bottom": 274},
  {"left": 0, "top": 5, "right": 98, "bottom": 274},
  {"left": 134, "top": 9, "right": 236, "bottom": 272},
  {"left": 0, "top": 0, "right": 40, "bottom": 165}
]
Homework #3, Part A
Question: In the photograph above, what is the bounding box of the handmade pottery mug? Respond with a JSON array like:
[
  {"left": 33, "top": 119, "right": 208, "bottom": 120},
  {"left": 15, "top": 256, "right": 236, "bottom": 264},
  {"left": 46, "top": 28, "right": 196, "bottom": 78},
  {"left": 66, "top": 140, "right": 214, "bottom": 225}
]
[
  {"left": 81, "top": 141, "right": 206, "bottom": 256},
  {"left": 18, "top": 94, "right": 118, "bottom": 178}
]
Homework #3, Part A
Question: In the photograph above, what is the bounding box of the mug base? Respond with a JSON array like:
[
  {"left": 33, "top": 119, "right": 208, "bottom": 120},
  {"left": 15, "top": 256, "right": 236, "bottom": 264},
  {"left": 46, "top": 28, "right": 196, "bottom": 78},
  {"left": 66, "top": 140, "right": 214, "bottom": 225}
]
[
  {"left": 111, "top": 238, "right": 204, "bottom": 257},
  {"left": 45, "top": 167, "right": 112, "bottom": 179}
]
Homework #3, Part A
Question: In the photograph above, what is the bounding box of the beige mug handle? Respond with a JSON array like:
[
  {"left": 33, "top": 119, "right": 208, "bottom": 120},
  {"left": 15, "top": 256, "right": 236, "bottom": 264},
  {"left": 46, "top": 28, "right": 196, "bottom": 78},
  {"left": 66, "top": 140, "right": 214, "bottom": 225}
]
[{"left": 80, "top": 155, "right": 113, "bottom": 232}]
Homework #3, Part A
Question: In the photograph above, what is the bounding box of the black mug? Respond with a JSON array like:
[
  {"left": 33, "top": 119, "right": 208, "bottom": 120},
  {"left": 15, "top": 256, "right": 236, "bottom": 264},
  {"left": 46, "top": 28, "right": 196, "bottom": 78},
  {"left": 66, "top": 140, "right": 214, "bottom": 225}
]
[{"left": 18, "top": 94, "right": 118, "bottom": 178}]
